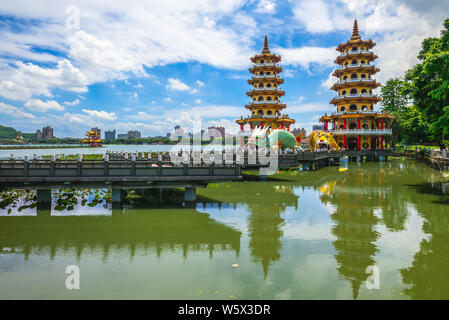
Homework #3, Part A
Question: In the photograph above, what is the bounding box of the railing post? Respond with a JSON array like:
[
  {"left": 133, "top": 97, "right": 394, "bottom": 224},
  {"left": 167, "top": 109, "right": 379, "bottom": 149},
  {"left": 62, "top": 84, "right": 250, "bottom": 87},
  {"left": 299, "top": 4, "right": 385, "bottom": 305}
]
[
  {"left": 77, "top": 155, "right": 83, "bottom": 176},
  {"left": 131, "top": 154, "right": 136, "bottom": 176},
  {"left": 24, "top": 155, "right": 29, "bottom": 177},
  {"left": 157, "top": 154, "right": 162, "bottom": 176},
  {"left": 50, "top": 155, "right": 55, "bottom": 176},
  {"left": 104, "top": 155, "right": 109, "bottom": 176},
  {"left": 183, "top": 163, "right": 188, "bottom": 175},
  {"left": 209, "top": 163, "right": 214, "bottom": 175}
]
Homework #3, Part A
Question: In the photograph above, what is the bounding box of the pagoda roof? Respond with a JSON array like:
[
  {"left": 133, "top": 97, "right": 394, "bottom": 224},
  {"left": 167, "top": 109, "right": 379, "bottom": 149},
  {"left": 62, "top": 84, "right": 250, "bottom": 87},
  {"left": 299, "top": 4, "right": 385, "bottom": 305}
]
[
  {"left": 250, "top": 36, "right": 282, "bottom": 63},
  {"left": 336, "top": 20, "right": 376, "bottom": 52}
]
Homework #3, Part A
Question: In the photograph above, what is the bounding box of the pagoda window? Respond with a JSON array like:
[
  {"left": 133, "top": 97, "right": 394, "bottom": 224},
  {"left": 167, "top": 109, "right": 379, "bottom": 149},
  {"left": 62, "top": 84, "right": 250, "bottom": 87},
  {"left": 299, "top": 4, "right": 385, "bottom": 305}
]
[
  {"left": 267, "top": 96, "right": 272, "bottom": 101},
  {"left": 259, "top": 83, "right": 264, "bottom": 88},
  {"left": 342, "top": 90, "right": 347, "bottom": 95},
  {"left": 275, "top": 111, "right": 280, "bottom": 116},
  {"left": 266, "top": 72, "right": 271, "bottom": 75},
  {"left": 345, "top": 62, "right": 349, "bottom": 66},
  {"left": 361, "top": 105, "right": 367, "bottom": 110},
  {"left": 361, "top": 74, "right": 366, "bottom": 78},
  {"left": 361, "top": 60, "right": 366, "bottom": 64},
  {"left": 351, "top": 60, "right": 357, "bottom": 65},
  {"left": 339, "top": 125, "right": 344, "bottom": 129},
  {"left": 370, "top": 105, "right": 373, "bottom": 110},
  {"left": 349, "top": 123, "right": 357, "bottom": 129},
  {"left": 258, "top": 110, "right": 263, "bottom": 115},
  {"left": 343, "top": 75, "right": 348, "bottom": 80},
  {"left": 266, "top": 83, "right": 272, "bottom": 88},
  {"left": 260, "top": 60, "right": 264, "bottom": 63},
  {"left": 351, "top": 73, "right": 357, "bottom": 79},
  {"left": 362, "top": 124, "right": 368, "bottom": 129},
  {"left": 258, "top": 96, "right": 263, "bottom": 101},
  {"left": 274, "top": 97, "right": 278, "bottom": 101},
  {"left": 350, "top": 104, "right": 357, "bottom": 111},
  {"left": 259, "top": 71, "right": 264, "bottom": 75},
  {"left": 352, "top": 47, "right": 358, "bottom": 51},
  {"left": 340, "top": 107, "right": 346, "bottom": 112},
  {"left": 361, "top": 89, "right": 367, "bottom": 94},
  {"left": 350, "top": 88, "right": 357, "bottom": 95},
  {"left": 267, "top": 110, "right": 272, "bottom": 115}
]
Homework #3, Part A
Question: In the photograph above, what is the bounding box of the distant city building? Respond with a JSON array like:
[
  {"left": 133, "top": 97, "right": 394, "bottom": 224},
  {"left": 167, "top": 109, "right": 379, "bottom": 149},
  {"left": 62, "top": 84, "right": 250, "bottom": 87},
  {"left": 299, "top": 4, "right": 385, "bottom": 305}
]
[
  {"left": 127, "top": 130, "right": 141, "bottom": 139},
  {"left": 36, "top": 126, "right": 53, "bottom": 140},
  {"left": 312, "top": 124, "right": 324, "bottom": 131},
  {"left": 117, "top": 134, "right": 128, "bottom": 139},
  {"left": 292, "top": 127, "right": 307, "bottom": 138},
  {"left": 207, "top": 126, "right": 225, "bottom": 139},
  {"left": 105, "top": 129, "right": 116, "bottom": 140}
]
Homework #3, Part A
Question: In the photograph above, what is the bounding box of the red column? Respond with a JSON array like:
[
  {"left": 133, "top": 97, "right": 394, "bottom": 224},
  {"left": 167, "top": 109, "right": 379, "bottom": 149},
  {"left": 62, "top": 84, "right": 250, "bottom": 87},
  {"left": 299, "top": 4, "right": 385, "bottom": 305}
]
[
  {"left": 357, "top": 135, "right": 361, "bottom": 150},
  {"left": 381, "top": 119, "right": 384, "bottom": 129},
  {"left": 357, "top": 118, "right": 361, "bottom": 129},
  {"left": 380, "top": 136, "right": 384, "bottom": 150},
  {"left": 343, "top": 119, "right": 347, "bottom": 149},
  {"left": 343, "top": 119, "right": 347, "bottom": 129},
  {"left": 250, "top": 122, "right": 253, "bottom": 130},
  {"left": 344, "top": 136, "right": 347, "bottom": 149},
  {"left": 324, "top": 120, "right": 328, "bottom": 131},
  {"left": 260, "top": 122, "right": 264, "bottom": 129}
]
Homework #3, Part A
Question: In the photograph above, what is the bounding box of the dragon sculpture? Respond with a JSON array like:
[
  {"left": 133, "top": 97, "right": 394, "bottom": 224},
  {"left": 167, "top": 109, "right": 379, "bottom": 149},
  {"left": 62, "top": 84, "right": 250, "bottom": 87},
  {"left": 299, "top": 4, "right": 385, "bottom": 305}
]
[
  {"left": 308, "top": 130, "right": 340, "bottom": 152},
  {"left": 248, "top": 126, "right": 303, "bottom": 150}
]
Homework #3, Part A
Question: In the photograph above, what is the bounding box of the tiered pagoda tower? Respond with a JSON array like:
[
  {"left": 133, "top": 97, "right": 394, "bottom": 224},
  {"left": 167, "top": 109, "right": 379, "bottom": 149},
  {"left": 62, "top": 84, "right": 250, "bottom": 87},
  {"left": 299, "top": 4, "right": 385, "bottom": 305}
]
[
  {"left": 236, "top": 36, "right": 295, "bottom": 131},
  {"left": 320, "top": 20, "right": 394, "bottom": 150}
]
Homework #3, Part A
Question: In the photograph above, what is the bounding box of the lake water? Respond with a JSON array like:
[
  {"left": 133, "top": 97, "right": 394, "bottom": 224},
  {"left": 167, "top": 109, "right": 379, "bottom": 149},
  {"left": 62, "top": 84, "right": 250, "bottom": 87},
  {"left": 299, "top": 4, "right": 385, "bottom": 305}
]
[{"left": 0, "top": 160, "right": 448, "bottom": 299}]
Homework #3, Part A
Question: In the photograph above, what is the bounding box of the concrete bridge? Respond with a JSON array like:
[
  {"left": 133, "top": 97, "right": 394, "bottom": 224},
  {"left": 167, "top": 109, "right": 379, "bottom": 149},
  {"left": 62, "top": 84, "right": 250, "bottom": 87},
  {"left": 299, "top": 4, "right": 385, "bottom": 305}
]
[{"left": 0, "top": 149, "right": 392, "bottom": 205}]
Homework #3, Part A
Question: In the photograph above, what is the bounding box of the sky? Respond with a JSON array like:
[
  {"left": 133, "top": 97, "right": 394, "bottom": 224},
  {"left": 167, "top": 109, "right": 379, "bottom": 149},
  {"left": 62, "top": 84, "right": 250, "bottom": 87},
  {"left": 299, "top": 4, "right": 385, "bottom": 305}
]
[{"left": 0, "top": 0, "right": 448, "bottom": 138}]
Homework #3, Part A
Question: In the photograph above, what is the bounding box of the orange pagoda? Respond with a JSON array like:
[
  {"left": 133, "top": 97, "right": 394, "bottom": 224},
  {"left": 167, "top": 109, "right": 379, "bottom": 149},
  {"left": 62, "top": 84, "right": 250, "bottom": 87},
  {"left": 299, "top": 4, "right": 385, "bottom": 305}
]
[
  {"left": 82, "top": 128, "right": 103, "bottom": 147},
  {"left": 236, "top": 36, "right": 295, "bottom": 131},
  {"left": 320, "top": 20, "right": 394, "bottom": 150}
]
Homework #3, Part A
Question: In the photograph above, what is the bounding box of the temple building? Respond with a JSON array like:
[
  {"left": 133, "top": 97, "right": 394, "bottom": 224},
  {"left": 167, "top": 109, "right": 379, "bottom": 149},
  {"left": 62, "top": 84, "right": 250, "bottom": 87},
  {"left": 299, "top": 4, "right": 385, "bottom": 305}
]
[
  {"left": 236, "top": 36, "right": 295, "bottom": 131},
  {"left": 320, "top": 20, "right": 394, "bottom": 150}
]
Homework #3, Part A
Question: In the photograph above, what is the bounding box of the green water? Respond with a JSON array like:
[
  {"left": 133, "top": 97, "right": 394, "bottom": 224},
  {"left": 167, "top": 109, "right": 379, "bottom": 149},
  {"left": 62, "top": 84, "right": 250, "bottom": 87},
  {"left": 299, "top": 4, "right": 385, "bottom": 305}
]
[{"left": 0, "top": 161, "right": 448, "bottom": 300}]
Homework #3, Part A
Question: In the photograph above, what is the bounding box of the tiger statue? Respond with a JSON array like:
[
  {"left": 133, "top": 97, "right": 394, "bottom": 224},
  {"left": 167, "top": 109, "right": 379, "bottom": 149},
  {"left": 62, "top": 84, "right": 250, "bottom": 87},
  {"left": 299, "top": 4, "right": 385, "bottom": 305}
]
[{"left": 308, "top": 130, "right": 339, "bottom": 152}]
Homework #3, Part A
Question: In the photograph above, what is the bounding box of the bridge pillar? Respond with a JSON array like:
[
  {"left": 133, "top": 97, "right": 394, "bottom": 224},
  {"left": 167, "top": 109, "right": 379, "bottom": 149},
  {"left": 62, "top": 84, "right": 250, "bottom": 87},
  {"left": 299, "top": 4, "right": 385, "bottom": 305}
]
[
  {"left": 184, "top": 187, "right": 197, "bottom": 202},
  {"left": 112, "top": 188, "right": 124, "bottom": 207},
  {"left": 37, "top": 188, "right": 51, "bottom": 204}
]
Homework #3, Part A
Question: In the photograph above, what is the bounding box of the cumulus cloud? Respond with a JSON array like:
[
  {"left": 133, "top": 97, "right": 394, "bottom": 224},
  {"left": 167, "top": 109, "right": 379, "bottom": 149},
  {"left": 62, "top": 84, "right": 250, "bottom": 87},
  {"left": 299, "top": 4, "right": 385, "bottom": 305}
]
[
  {"left": 64, "top": 99, "right": 80, "bottom": 106},
  {"left": 0, "top": 59, "right": 87, "bottom": 101},
  {"left": 167, "top": 78, "right": 191, "bottom": 91},
  {"left": 275, "top": 46, "right": 336, "bottom": 70},
  {"left": 82, "top": 109, "right": 117, "bottom": 121},
  {"left": 0, "top": 102, "right": 36, "bottom": 119},
  {"left": 24, "top": 99, "right": 65, "bottom": 112}
]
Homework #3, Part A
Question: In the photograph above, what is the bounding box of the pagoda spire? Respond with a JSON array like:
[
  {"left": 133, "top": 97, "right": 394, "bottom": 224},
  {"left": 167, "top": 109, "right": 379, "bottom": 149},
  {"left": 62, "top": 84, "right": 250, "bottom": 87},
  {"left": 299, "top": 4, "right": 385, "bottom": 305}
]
[
  {"left": 262, "top": 35, "right": 270, "bottom": 53},
  {"left": 351, "top": 19, "right": 361, "bottom": 40}
]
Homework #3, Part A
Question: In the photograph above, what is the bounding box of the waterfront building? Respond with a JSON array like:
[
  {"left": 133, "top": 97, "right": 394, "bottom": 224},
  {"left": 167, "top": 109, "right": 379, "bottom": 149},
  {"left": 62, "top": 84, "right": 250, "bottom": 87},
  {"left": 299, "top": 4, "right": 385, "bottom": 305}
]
[
  {"left": 117, "top": 133, "right": 128, "bottom": 139},
  {"left": 236, "top": 36, "right": 295, "bottom": 131},
  {"left": 312, "top": 124, "right": 324, "bottom": 131},
  {"left": 127, "top": 130, "right": 141, "bottom": 139},
  {"left": 320, "top": 20, "right": 394, "bottom": 150},
  {"left": 35, "top": 129, "right": 42, "bottom": 139},
  {"left": 36, "top": 126, "right": 54, "bottom": 140},
  {"left": 105, "top": 129, "right": 116, "bottom": 140}
]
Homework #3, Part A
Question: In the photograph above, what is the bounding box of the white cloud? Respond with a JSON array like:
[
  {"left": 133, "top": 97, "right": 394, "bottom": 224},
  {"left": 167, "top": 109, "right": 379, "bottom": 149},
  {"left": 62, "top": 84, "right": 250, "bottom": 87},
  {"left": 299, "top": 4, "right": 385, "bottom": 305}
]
[
  {"left": 164, "top": 97, "right": 172, "bottom": 102},
  {"left": 166, "top": 78, "right": 191, "bottom": 91},
  {"left": 276, "top": 46, "right": 336, "bottom": 70},
  {"left": 0, "top": 59, "right": 87, "bottom": 101},
  {"left": 24, "top": 99, "right": 64, "bottom": 112},
  {"left": 0, "top": 102, "right": 35, "bottom": 119},
  {"left": 64, "top": 99, "right": 80, "bottom": 106},
  {"left": 195, "top": 80, "right": 204, "bottom": 87},
  {"left": 195, "top": 99, "right": 202, "bottom": 104},
  {"left": 254, "top": 0, "right": 276, "bottom": 14},
  {"left": 82, "top": 109, "right": 117, "bottom": 121}
]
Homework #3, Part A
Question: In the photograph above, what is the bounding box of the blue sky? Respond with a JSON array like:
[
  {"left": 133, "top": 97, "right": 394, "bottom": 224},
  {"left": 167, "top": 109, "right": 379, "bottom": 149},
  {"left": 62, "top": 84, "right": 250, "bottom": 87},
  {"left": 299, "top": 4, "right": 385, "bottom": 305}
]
[{"left": 0, "top": 0, "right": 448, "bottom": 138}]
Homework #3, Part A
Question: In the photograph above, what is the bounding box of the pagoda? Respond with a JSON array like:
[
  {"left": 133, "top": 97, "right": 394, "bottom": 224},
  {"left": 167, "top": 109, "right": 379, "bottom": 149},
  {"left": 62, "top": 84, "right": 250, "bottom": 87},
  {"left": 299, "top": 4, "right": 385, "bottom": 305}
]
[
  {"left": 320, "top": 20, "right": 394, "bottom": 150},
  {"left": 82, "top": 128, "right": 103, "bottom": 147},
  {"left": 236, "top": 36, "right": 295, "bottom": 131}
]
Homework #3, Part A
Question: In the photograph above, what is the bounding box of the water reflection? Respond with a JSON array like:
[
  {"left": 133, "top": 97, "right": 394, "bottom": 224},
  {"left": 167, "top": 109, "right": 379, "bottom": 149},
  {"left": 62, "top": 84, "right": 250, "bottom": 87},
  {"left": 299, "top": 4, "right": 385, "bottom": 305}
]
[{"left": 0, "top": 161, "right": 448, "bottom": 299}]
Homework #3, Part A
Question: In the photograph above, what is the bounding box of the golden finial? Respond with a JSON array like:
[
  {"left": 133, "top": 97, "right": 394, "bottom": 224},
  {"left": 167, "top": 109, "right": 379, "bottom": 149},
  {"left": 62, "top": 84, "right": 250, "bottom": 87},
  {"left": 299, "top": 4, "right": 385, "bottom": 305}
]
[
  {"left": 351, "top": 19, "right": 361, "bottom": 40},
  {"left": 262, "top": 35, "right": 270, "bottom": 53}
]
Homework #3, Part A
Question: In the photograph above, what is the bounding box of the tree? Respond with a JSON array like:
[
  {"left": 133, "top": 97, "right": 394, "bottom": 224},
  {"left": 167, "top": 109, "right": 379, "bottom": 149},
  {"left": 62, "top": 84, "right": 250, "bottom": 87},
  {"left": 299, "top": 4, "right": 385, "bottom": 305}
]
[{"left": 405, "top": 18, "right": 449, "bottom": 149}]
